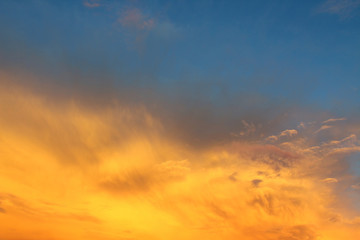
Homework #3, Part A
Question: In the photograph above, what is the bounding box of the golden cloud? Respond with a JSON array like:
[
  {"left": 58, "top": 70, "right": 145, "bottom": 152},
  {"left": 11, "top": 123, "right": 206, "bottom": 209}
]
[{"left": 0, "top": 75, "right": 360, "bottom": 239}]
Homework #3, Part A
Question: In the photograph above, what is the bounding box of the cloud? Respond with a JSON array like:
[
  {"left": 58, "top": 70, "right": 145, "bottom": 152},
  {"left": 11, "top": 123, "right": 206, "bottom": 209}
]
[
  {"left": 0, "top": 207, "right": 6, "bottom": 213},
  {"left": 100, "top": 170, "right": 154, "bottom": 194},
  {"left": 228, "top": 172, "right": 238, "bottom": 181},
  {"left": 266, "top": 129, "right": 297, "bottom": 142},
  {"left": 329, "top": 146, "right": 360, "bottom": 155},
  {"left": 231, "top": 120, "right": 257, "bottom": 137},
  {"left": 316, "top": 0, "right": 360, "bottom": 18},
  {"left": 322, "top": 117, "right": 347, "bottom": 124},
  {"left": 0, "top": 83, "right": 358, "bottom": 240},
  {"left": 83, "top": 0, "right": 101, "bottom": 8},
  {"left": 297, "top": 122, "right": 306, "bottom": 129},
  {"left": 280, "top": 129, "right": 298, "bottom": 137},
  {"left": 322, "top": 178, "right": 339, "bottom": 183},
  {"left": 244, "top": 225, "right": 318, "bottom": 240},
  {"left": 118, "top": 8, "right": 155, "bottom": 31},
  {"left": 0, "top": 2, "right": 360, "bottom": 239},
  {"left": 315, "top": 124, "right": 333, "bottom": 134},
  {"left": 266, "top": 135, "right": 279, "bottom": 142},
  {"left": 1, "top": 74, "right": 360, "bottom": 239},
  {"left": 251, "top": 179, "right": 262, "bottom": 187},
  {"left": 115, "top": 6, "right": 179, "bottom": 53},
  {"left": 321, "top": 134, "right": 358, "bottom": 150},
  {"left": 99, "top": 160, "right": 190, "bottom": 195}
]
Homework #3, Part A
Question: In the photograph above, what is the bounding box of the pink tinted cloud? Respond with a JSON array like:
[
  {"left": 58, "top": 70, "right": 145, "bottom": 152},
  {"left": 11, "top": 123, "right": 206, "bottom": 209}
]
[
  {"left": 118, "top": 8, "right": 155, "bottom": 31},
  {"left": 83, "top": 0, "right": 101, "bottom": 8}
]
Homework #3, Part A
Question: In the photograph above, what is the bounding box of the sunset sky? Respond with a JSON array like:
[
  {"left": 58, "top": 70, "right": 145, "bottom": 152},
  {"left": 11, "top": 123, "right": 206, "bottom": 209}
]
[{"left": 0, "top": 0, "right": 360, "bottom": 239}]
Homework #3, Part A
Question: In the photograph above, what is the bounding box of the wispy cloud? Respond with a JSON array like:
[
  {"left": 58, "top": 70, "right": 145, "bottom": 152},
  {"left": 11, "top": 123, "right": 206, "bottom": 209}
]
[
  {"left": 118, "top": 8, "right": 155, "bottom": 31},
  {"left": 231, "top": 120, "right": 257, "bottom": 138},
  {"left": 322, "top": 177, "right": 339, "bottom": 183},
  {"left": 322, "top": 117, "right": 347, "bottom": 124},
  {"left": 266, "top": 129, "right": 298, "bottom": 142},
  {"left": 314, "top": 124, "right": 333, "bottom": 134},
  {"left": 83, "top": 0, "right": 101, "bottom": 8},
  {"left": 316, "top": 0, "right": 360, "bottom": 18},
  {"left": 116, "top": 6, "right": 179, "bottom": 53}
]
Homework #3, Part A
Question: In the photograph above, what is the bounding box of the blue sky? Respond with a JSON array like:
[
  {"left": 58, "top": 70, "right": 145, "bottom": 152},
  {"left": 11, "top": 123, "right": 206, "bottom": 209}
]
[
  {"left": 1, "top": 0, "right": 359, "bottom": 112},
  {"left": 0, "top": 0, "right": 359, "bottom": 136}
]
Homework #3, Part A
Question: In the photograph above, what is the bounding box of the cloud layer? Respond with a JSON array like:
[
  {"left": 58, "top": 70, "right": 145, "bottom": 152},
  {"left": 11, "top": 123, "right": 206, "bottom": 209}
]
[
  {"left": 0, "top": 73, "right": 360, "bottom": 239},
  {"left": 0, "top": 1, "right": 360, "bottom": 239}
]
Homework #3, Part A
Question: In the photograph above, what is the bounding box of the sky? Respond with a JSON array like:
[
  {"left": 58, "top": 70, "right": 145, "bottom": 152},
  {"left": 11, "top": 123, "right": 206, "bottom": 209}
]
[{"left": 0, "top": 0, "right": 360, "bottom": 239}]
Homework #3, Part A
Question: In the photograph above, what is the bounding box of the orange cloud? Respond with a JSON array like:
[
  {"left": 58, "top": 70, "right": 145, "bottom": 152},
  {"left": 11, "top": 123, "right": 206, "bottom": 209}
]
[
  {"left": 322, "top": 117, "right": 347, "bottom": 124},
  {"left": 315, "top": 124, "right": 333, "bottom": 134},
  {"left": 266, "top": 129, "right": 297, "bottom": 142},
  {"left": 0, "top": 74, "right": 360, "bottom": 239}
]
